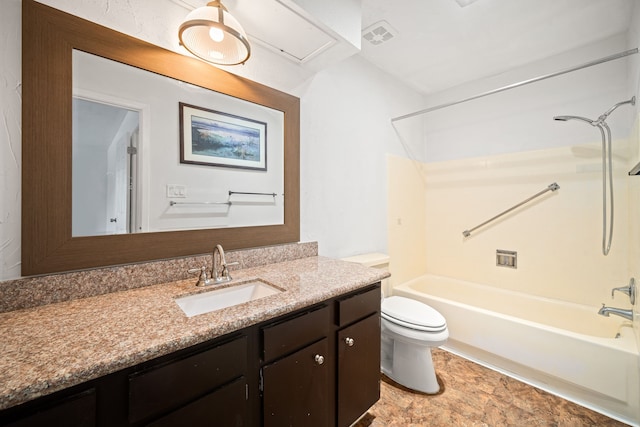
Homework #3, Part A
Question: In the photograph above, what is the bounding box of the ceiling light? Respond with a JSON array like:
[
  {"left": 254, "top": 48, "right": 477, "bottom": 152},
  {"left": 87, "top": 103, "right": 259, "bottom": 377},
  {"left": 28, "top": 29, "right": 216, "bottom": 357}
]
[{"left": 178, "top": 1, "right": 251, "bottom": 66}]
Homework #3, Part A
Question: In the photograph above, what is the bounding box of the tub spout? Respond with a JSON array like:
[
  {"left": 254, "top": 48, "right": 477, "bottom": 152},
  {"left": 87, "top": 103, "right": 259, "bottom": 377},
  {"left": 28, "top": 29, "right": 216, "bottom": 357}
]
[{"left": 598, "top": 304, "right": 633, "bottom": 321}]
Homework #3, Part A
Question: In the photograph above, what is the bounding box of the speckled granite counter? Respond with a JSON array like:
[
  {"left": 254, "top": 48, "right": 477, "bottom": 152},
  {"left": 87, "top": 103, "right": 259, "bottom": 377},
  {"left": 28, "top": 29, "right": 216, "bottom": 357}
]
[{"left": 0, "top": 256, "right": 388, "bottom": 411}]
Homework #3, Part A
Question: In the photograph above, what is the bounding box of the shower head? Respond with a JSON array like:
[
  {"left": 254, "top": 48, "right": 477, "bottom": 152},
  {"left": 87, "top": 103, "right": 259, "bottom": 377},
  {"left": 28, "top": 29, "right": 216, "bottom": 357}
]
[
  {"left": 552, "top": 98, "right": 634, "bottom": 257},
  {"left": 554, "top": 96, "right": 636, "bottom": 126},
  {"left": 553, "top": 115, "right": 597, "bottom": 125},
  {"left": 599, "top": 96, "right": 636, "bottom": 122}
]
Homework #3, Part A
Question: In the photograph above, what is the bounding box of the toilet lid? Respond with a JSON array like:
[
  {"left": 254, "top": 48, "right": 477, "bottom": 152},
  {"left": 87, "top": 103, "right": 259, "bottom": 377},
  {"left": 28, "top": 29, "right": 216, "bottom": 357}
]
[{"left": 381, "top": 296, "right": 446, "bottom": 332}]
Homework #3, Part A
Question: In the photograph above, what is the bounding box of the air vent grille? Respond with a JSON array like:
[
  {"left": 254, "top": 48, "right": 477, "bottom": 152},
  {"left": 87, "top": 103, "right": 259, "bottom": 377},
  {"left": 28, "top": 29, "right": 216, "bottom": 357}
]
[{"left": 362, "top": 20, "right": 397, "bottom": 46}]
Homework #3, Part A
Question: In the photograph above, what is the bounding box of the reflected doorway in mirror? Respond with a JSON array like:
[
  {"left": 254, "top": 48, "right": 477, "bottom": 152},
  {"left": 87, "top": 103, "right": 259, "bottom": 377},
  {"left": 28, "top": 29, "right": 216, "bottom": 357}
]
[{"left": 72, "top": 93, "right": 145, "bottom": 237}]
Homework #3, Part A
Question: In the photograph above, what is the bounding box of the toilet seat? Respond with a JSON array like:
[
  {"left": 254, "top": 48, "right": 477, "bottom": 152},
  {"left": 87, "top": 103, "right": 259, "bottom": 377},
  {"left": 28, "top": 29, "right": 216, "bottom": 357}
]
[{"left": 381, "top": 296, "right": 447, "bottom": 332}]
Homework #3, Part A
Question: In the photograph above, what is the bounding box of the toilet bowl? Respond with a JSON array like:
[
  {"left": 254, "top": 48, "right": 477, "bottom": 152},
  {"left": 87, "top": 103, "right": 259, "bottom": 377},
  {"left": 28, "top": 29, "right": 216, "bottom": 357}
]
[{"left": 381, "top": 296, "right": 448, "bottom": 394}]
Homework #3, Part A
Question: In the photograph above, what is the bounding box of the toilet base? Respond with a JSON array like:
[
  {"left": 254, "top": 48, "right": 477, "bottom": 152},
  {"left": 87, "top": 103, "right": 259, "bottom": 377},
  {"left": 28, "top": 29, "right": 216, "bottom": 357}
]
[{"left": 381, "top": 338, "right": 440, "bottom": 394}]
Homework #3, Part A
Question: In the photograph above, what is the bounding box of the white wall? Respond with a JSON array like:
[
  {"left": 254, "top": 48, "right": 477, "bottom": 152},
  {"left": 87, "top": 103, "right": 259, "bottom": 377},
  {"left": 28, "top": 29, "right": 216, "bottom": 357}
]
[
  {"left": 0, "top": 0, "right": 21, "bottom": 280},
  {"left": 414, "top": 34, "right": 632, "bottom": 162},
  {"left": 295, "top": 55, "right": 424, "bottom": 259}
]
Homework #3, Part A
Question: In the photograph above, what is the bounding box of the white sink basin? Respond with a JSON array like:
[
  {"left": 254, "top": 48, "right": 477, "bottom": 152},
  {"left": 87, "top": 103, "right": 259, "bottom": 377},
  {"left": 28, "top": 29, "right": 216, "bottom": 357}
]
[{"left": 175, "top": 280, "right": 282, "bottom": 317}]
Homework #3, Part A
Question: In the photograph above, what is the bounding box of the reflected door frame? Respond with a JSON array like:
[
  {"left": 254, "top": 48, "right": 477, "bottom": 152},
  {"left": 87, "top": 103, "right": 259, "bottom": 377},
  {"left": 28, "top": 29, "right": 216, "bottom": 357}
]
[{"left": 73, "top": 88, "right": 150, "bottom": 236}]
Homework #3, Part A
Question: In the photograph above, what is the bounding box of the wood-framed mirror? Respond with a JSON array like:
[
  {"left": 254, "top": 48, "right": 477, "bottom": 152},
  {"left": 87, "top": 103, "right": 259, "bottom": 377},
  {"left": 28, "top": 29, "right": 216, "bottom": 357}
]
[{"left": 22, "top": 0, "right": 300, "bottom": 276}]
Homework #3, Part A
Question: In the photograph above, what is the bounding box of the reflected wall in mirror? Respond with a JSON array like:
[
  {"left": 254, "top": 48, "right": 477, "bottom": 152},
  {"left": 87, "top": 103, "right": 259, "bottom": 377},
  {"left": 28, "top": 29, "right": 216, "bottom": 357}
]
[
  {"left": 72, "top": 51, "right": 285, "bottom": 237},
  {"left": 22, "top": 0, "right": 300, "bottom": 275}
]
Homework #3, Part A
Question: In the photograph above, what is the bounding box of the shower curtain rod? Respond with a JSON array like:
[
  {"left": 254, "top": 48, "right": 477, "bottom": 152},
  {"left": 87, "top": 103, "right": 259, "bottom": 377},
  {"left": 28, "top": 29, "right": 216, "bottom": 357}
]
[{"left": 391, "top": 48, "right": 639, "bottom": 123}]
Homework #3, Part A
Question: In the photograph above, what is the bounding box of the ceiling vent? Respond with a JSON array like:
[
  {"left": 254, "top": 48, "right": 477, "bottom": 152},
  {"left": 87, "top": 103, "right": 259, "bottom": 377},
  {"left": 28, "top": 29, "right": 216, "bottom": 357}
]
[{"left": 362, "top": 20, "right": 397, "bottom": 46}]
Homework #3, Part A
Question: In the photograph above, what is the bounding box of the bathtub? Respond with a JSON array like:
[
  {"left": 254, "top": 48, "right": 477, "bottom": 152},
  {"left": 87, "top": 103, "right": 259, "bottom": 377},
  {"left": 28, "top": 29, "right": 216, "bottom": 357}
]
[{"left": 394, "top": 274, "right": 640, "bottom": 426}]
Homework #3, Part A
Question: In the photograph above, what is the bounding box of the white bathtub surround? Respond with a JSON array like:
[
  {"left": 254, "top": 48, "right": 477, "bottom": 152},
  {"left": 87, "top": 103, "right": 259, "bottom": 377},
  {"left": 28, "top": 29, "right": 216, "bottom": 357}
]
[
  {"left": 386, "top": 155, "right": 427, "bottom": 290},
  {"left": 423, "top": 141, "right": 632, "bottom": 307},
  {"left": 395, "top": 274, "right": 639, "bottom": 426}
]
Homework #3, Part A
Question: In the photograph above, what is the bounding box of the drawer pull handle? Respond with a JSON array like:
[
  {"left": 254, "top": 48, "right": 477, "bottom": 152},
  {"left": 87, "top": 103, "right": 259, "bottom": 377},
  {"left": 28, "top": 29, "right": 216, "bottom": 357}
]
[
  {"left": 345, "top": 337, "right": 355, "bottom": 347},
  {"left": 314, "top": 354, "right": 325, "bottom": 365}
]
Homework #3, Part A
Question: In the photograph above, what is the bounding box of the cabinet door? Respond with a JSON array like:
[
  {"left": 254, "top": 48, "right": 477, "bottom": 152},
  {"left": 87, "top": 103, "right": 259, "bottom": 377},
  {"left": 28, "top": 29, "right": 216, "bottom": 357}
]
[
  {"left": 337, "top": 313, "right": 380, "bottom": 427},
  {"left": 262, "top": 338, "right": 329, "bottom": 427}
]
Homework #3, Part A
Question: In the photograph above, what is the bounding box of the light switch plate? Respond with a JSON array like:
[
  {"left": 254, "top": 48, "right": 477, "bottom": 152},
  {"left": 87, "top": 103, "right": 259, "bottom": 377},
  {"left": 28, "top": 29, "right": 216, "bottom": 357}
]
[{"left": 167, "top": 184, "right": 186, "bottom": 198}]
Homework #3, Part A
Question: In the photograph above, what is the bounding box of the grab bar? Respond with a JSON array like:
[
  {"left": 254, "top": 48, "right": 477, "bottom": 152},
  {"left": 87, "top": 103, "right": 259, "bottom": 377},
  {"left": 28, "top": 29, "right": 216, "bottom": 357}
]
[
  {"left": 169, "top": 201, "right": 232, "bottom": 206},
  {"left": 462, "top": 183, "right": 560, "bottom": 238},
  {"left": 229, "top": 191, "right": 277, "bottom": 197}
]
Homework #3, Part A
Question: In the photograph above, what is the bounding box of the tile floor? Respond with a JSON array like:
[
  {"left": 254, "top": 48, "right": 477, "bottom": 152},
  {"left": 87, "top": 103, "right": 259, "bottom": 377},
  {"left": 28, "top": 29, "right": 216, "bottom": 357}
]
[{"left": 354, "top": 348, "right": 629, "bottom": 426}]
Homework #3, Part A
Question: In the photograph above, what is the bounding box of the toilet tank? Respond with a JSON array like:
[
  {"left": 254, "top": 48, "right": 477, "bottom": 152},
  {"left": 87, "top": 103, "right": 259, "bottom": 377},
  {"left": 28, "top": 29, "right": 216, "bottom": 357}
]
[{"left": 341, "top": 253, "right": 390, "bottom": 297}]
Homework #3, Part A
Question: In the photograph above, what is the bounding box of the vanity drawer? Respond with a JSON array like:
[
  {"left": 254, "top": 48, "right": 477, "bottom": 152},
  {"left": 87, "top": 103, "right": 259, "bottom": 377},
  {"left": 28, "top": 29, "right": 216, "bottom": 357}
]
[
  {"left": 4, "top": 389, "right": 96, "bottom": 427},
  {"left": 262, "top": 305, "right": 330, "bottom": 362},
  {"left": 336, "top": 285, "right": 380, "bottom": 327},
  {"left": 147, "top": 376, "right": 247, "bottom": 427},
  {"left": 128, "top": 335, "right": 247, "bottom": 424}
]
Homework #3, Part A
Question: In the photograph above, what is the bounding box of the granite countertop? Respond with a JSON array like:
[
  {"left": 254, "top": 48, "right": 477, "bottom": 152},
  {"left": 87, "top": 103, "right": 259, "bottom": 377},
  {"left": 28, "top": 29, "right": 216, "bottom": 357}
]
[{"left": 0, "top": 256, "right": 388, "bottom": 411}]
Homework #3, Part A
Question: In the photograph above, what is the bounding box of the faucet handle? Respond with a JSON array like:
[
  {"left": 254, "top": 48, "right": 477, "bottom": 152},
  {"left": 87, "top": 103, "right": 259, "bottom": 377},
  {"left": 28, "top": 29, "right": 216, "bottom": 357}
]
[
  {"left": 611, "top": 278, "right": 636, "bottom": 305},
  {"left": 188, "top": 266, "right": 211, "bottom": 287},
  {"left": 221, "top": 261, "right": 239, "bottom": 281}
]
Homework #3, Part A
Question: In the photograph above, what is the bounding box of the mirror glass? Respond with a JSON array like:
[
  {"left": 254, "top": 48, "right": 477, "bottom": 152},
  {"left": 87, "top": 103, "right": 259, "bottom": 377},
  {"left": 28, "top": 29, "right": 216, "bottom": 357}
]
[{"left": 72, "top": 51, "right": 284, "bottom": 237}]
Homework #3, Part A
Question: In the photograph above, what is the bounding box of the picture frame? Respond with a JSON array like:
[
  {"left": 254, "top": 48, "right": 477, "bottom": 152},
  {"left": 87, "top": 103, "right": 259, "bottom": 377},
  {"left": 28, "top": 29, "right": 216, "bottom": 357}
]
[{"left": 179, "top": 102, "right": 267, "bottom": 171}]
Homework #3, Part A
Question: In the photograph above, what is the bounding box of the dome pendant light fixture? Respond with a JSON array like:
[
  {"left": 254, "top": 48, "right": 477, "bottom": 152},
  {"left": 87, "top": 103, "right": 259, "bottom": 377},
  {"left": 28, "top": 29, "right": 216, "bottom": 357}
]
[{"left": 178, "top": 1, "right": 251, "bottom": 66}]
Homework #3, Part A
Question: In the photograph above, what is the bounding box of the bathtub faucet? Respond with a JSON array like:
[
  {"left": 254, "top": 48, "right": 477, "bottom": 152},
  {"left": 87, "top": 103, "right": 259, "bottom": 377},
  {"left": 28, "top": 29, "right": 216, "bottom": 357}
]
[
  {"left": 598, "top": 304, "right": 633, "bottom": 321},
  {"left": 611, "top": 278, "right": 636, "bottom": 305}
]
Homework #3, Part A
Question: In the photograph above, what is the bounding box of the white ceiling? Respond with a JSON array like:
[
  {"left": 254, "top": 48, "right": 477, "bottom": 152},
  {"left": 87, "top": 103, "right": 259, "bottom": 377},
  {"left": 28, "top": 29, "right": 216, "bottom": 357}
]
[
  {"left": 359, "top": 0, "right": 636, "bottom": 95},
  {"left": 179, "top": 0, "right": 636, "bottom": 96}
]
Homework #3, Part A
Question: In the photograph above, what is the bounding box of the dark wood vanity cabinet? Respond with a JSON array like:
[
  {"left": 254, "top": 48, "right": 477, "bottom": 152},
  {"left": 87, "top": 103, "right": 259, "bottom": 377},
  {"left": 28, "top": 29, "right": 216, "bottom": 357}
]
[
  {"left": 0, "top": 335, "right": 250, "bottom": 427},
  {"left": 335, "top": 287, "right": 382, "bottom": 427},
  {"left": 3, "top": 389, "right": 97, "bottom": 427},
  {"left": 0, "top": 283, "right": 380, "bottom": 427},
  {"left": 128, "top": 335, "right": 249, "bottom": 426},
  {"left": 337, "top": 314, "right": 381, "bottom": 426},
  {"left": 261, "top": 306, "right": 331, "bottom": 427},
  {"left": 260, "top": 285, "right": 381, "bottom": 427},
  {"left": 262, "top": 338, "right": 330, "bottom": 427}
]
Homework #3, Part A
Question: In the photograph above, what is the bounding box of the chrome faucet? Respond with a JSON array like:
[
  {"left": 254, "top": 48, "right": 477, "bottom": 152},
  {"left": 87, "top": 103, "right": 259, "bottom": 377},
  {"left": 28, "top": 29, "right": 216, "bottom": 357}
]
[
  {"left": 598, "top": 304, "right": 633, "bottom": 321},
  {"left": 212, "top": 244, "right": 232, "bottom": 283},
  {"left": 611, "top": 278, "right": 636, "bottom": 305},
  {"left": 187, "top": 244, "right": 238, "bottom": 286}
]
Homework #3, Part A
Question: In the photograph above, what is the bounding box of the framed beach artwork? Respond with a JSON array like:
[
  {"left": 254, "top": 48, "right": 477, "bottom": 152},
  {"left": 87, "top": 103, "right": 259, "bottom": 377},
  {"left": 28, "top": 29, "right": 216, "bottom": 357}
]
[{"left": 179, "top": 102, "right": 267, "bottom": 171}]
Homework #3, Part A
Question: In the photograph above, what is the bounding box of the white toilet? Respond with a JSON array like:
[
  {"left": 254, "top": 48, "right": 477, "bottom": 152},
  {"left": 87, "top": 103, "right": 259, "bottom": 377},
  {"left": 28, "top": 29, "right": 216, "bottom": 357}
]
[
  {"left": 341, "top": 253, "right": 449, "bottom": 394},
  {"left": 381, "top": 296, "right": 448, "bottom": 394}
]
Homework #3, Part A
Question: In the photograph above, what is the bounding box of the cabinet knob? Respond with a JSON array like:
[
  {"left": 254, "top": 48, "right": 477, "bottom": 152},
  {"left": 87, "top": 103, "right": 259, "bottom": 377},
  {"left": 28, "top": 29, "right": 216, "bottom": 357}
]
[
  {"left": 344, "top": 337, "right": 355, "bottom": 347},
  {"left": 314, "top": 354, "right": 325, "bottom": 365}
]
